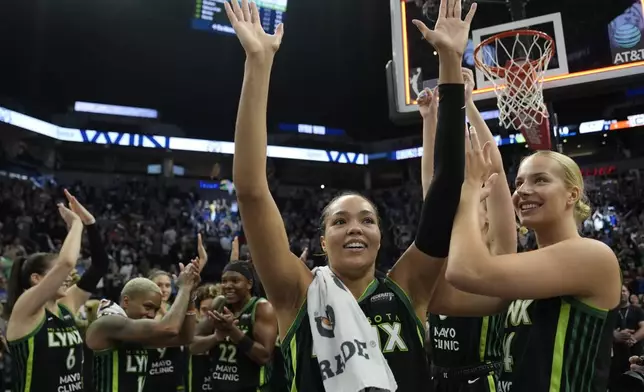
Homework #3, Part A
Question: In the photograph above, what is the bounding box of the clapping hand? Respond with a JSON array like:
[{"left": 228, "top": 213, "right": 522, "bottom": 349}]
[
  {"left": 58, "top": 200, "right": 82, "bottom": 229},
  {"left": 64, "top": 189, "right": 96, "bottom": 225},
  {"left": 175, "top": 258, "right": 201, "bottom": 290},
  {"left": 208, "top": 307, "right": 239, "bottom": 333},
  {"left": 462, "top": 68, "right": 475, "bottom": 102},
  {"left": 464, "top": 126, "right": 498, "bottom": 200},
  {"left": 224, "top": 0, "right": 284, "bottom": 57},
  {"left": 417, "top": 87, "right": 438, "bottom": 119}
]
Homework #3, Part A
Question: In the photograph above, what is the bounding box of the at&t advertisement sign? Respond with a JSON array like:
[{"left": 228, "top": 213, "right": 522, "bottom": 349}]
[{"left": 609, "top": 1, "right": 644, "bottom": 64}]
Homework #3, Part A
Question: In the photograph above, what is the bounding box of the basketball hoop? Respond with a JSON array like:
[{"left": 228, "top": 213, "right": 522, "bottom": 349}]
[{"left": 474, "top": 30, "right": 555, "bottom": 150}]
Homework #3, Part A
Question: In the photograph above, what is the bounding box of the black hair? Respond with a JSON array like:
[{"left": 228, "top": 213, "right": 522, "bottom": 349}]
[
  {"left": 224, "top": 260, "right": 263, "bottom": 297},
  {"left": 318, "top": 191, "right": 381, "bottom": 233},
  {"left": 4, "top": 253, "right": 57, "bottom": 319}
]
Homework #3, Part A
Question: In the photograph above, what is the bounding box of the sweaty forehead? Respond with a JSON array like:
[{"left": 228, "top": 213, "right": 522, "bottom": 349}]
[
  {"left": 327, "top": 195, "right": 375, "bottom": 216},
  {"left": 518, "top": 155, "right": 560, "bottom": 178}
]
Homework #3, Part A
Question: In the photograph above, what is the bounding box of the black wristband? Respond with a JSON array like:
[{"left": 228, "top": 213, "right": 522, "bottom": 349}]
[
  {"left": 415, "top": 84, "right": 466, "bottom": 258},
  {"left": 236, "top": 334, "right": 254, "bottom": 354}
]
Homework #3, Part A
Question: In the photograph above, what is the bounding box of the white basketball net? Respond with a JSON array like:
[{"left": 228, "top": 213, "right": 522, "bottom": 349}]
[{"left": 475, "top": 32, "right": 554, "bottom": 130}]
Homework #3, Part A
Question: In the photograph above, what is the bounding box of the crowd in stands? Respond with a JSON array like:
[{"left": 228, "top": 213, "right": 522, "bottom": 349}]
[{"left": 0, "top": 164, "right": 640, "bottom": 389}]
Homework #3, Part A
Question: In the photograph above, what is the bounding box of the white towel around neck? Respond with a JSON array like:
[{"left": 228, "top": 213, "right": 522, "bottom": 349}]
[{"left": 307, "top": 266, "right": 398, "bottom": 392}]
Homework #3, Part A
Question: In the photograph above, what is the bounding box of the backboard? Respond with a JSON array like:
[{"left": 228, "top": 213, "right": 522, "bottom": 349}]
[{"left": 388, "top": 0, "right": 644, "bottom": 123}]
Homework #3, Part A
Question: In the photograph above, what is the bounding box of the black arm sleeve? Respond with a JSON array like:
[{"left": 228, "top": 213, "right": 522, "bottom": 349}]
[
  {"left": 414, "top": 83, "right": 466, "bottom": 258},
  {"left": 76, "top": 223, "right": 109, "bottom": 293}
]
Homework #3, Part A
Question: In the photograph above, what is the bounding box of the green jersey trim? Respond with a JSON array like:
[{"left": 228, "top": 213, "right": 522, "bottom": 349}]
[
  {"left": 549, "top": 296, "right": 608, "bottom": 391},
  {"left": 384, "top": 278, "right": 425, "bottom": 345},
  {"left": 188, "top": 355, "right": 192, "bottom": 392},
  {"left": 479, "top": 316, "right": 490, "bottom": 363},
  {"left": 564, "top": 296, "right": 609, "bottom": 318}
]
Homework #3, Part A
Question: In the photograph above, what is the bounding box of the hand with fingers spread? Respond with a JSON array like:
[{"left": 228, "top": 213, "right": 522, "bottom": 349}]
[
  {"left": 224, "top": 0, "right": 284, "bottom": 57},
  {"left": 462, "top": 68, "right": 475, "bottom": 102},
  {"left": 58, "top": 202, "right": 82, "bottom": 229},
  {"left": 64, "top": 189, "right": 96, "bottom": 225},
  {"left": 417, "top": 87, "right": 438, "bottom": 119},
  {"left": 412, "top": 0, "right": 477, "bottom": 56},
  {"left": 464, "top": 126, "right": 498, "bottom": 198}
]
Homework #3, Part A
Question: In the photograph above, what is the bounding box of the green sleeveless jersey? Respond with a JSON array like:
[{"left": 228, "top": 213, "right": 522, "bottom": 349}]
[
  {"left": 9, "top": 304, "right": 84, "bottom": 392},
  {"left": 499, "top": 297, "right": 615, "bottom": 392},
  {"left": 281, "top": 275, "right": 430, "bottom": 392},
  {"left": 268, "top": 340, "right": 288, "bottom": 392},
  {"left": 93, "top": 343, "right": 150, "bottom": 392},
  {"left": 210, "top": 297, "right": 269, "bottom": 391},
  {"left": 143, "top": 346, "right": 187, "bottom": 392},
  {"left": 186, "top": 354, "right": 211, "bottom": 392},
  {"left": 428, "top": 313, "right": 504, "bottom": 367}
]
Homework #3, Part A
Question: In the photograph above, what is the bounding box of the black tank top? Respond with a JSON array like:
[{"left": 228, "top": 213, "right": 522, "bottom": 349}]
[
  {"left": 143, "top": 346, "right": 187, "bottom": 392},
  {"left": 211, "top": 297, "right": 269, "bottom": 391},
  {"left": 428, "top": 313, "right": 504, "bottom": 368},
  {"left": 9, "top": 304, "right": 84, "bottom": 392},
  {"left": 498, "top": 297, "right": 615, "bottom": 392},
  {"left": 186, "top": 354, "right": 212, "bottom": 392},
  {"left": 281, "top": 274, "right": 430, "bottom": 392},
  {"left": 93, "top": 342, "right": 150, "bottom": 392}
]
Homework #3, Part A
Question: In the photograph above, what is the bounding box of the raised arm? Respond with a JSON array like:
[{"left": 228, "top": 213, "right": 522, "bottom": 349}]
[
  {"left": 418, "top": 87, "right": 438, "bottom": 196},
  {"left": 445, "top": 130, "right": 621, "bottom": 308},
  {"left": 462, "top": 68, "right": 516, "bottom": 256},
  {"left": 426, "top": 69, "right": 515, "bottom": 316},
  {"left": 60, "top": 190, "right": 109, "bottom": 313},
  {"left": 8, "top": 203, "right": 83, "bottom": 321},
  {"left": 388, "top": 0, "right": 477, "bottom": 319},
  {"left": 86, "top": 263, "right": 200, "bottom": 350},
  {"left": 226, "top": 0, "right": 311, "bottom": 324}
]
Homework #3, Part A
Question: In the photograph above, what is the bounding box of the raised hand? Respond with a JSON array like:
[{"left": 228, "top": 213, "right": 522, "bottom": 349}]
[
  {"left": 299, "top": 247, "right": 309, "bottom": 263},
  {"left": 464, "top": 125, "right": 498, "bottom": 194},
  {"left": 417, "top": 87, "right": 438, "bottom": 119},
  {"left": 176, "top": 258, "right": 201, "bottom": 289},
  {"left": 197, "top": 233, "right": 208, "bottom": 268},
  {"left": 462, "top": 68, "right": 475, "bottom": 101},
  {"left": 224, "top": 0, "right": 284, "bottom": 57},
  {"left": 64, "top": 189, "right": 96, "bottom": 225},
  {"left": 58, "top": 202, "right": 82, "bottom": 229},
  {"left": 413, "top": 0, "right": 477, "bottom": 56}
]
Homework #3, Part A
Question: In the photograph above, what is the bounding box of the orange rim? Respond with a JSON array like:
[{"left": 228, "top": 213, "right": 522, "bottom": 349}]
[{"left": 473, "top": 29, "right": 555, "bottom": 77}]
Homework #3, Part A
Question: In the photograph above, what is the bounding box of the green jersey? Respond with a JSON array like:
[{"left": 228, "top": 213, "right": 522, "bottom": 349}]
[
  {"left": 210, "top": 297, "right": 269, "bottom": 391},
  {"left": 428, "top": 313, "right": 504, "bottom": 367},
  {"left": 9, "top": 304, "right": 84, "bottom": 392},
  {"left": 499, "top": 297, "right": 615, "bottom": 392},
  {"left": 282, "top": 275, "right": 430, "bottom": 392},
  {"left": 93, "top": 343, "right": 150, "bottom": 392}
]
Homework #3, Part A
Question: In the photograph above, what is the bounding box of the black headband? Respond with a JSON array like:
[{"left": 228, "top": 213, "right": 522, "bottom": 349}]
[{"left": 222, "top": 262, "right": 253, "bottom": 282}]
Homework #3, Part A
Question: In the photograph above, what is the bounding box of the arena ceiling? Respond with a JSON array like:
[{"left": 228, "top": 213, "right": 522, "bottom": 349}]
[{"left": 0, "top": 0, "right": 638, "bottom": 143}]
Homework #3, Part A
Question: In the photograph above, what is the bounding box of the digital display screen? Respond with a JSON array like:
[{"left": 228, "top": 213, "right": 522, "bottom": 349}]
[{"left": 192, "top": 0, "right": 286, "bottom": 35}]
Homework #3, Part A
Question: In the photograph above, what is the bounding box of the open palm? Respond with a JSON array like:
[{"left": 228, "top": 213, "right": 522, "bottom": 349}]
[
  {"left": 413, "top": 0, "right": 477, "bottom": 56},
  {"left": 224, "top": 0, "right": 284, "bottom": 55}
]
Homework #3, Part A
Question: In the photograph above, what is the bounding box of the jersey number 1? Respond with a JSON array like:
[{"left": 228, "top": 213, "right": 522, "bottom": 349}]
[{"left": 137, "top": 376, "right": 145, "bottom": 392}]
